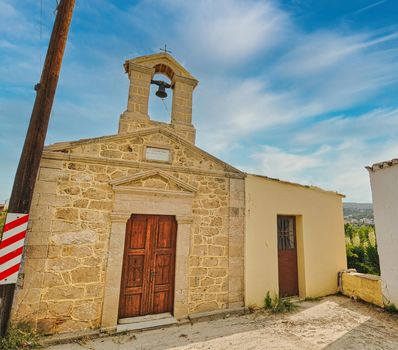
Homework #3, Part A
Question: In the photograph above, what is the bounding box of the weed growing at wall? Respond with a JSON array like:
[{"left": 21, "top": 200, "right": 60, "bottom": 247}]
[
  {"left": 263, "top": 292, "right": 298, "bottom": 313},
  {"left": 0, "top": 324, "right": 40, "bottom": 350},
  {"left": 384, "top": 303, "right": 398, "bottom": 314},
  {"left": 264, "top": 292, "right": 272, "bottom": 309}
]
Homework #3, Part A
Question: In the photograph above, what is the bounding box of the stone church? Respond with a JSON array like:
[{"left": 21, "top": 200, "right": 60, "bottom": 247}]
[
  {"left": 12, "top": 53, "right": 245, "bottom": 334},
  {"left": 12, "top": 53, "right": 347, "bottom": 335}
]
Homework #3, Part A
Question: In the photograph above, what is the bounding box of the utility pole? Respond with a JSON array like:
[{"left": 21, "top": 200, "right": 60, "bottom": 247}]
[{"left": 0, "top": 0, "right": 75, "bottom": 336}]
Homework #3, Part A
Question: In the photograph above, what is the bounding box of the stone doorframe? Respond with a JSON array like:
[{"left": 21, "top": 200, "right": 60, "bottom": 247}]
[{"left": 100, "top": 188, "right": 194, "bottom": 332}]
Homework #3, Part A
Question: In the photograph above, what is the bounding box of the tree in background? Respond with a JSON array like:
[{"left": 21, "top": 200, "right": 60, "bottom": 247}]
[
  {"left": 345, "top": 223, "right": 380, "bottom": 275},
  {"left": 0, "top": 210, "right": 6, "bottom": 237}
]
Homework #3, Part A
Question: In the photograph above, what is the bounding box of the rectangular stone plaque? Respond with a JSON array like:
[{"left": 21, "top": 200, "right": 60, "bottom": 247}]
[{"left": 145, "top": 147, "right": 170, "bottom": 162}]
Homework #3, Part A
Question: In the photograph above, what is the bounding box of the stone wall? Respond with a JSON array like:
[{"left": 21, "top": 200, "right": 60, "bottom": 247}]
[
  {"left": 340, "top": 270, "right": 383, "bottom": 307},
  {"left": 11, "top": 128, "right": 245, "bottom": 334}
]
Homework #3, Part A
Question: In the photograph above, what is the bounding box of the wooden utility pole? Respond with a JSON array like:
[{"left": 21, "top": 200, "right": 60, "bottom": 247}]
[{"left": 0, "top": 0, "right": 75, "bottom": 336}]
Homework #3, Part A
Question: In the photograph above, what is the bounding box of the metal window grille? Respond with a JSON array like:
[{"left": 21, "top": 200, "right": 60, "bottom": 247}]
[{"left": 277, "top": 216, "right": 295, "bottom": 250}]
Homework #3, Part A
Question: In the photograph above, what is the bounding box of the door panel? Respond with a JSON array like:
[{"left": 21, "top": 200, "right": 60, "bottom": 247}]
[
  {"left": 126, "top": 255, "right": 145, "bottom": 288},
  {"left": 151, "top": 216, "right": 176, "bottom": 314},
  {"left": 277, "top": 216, "right": 299, "bottom": 298},
  {"left": 129, "top": 218, "right": 147, "bottom": 249},
  {"left": 119, "top": 214, "right": 177, "bottom": 319}
]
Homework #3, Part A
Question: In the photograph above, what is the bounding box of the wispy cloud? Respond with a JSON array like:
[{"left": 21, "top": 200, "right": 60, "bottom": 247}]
[
  {"left": 248, "top": 108, "right": 398, "bottom": 202},
  {"left": 353, "top": 0, "right": 388, "bottom": 15}
]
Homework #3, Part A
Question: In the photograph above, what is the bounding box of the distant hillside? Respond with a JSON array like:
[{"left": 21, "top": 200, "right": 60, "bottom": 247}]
[
  {"left": 343, "top": 202, "right": 373, "bottom": 225},
  {"left": 343, "top": 202, "right": 373, "bottom": 210}
]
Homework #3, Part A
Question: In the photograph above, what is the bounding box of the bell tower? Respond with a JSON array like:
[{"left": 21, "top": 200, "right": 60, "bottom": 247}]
[{"left": 119, "top": 52, "right": 198, "bottom": 144}]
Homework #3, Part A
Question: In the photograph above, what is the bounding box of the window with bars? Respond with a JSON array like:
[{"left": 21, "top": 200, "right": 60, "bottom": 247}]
[{"left": 277, "top": 216, "right": 296, "bottom": 250}]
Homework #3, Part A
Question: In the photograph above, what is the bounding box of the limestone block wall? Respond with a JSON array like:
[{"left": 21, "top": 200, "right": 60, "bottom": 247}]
[{"left": 11, "top": 130, "right": 245, "bottom": 334}]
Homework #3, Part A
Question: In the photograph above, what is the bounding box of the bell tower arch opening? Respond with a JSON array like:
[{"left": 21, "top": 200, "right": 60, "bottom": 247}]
[
  {"left": 119, "top": 53, "right": 199, "bottom": 144},
  {"left": 148, "top": 64, "right": 174, "bottom": 123},
  {"left": 149, "top": 73, "right": 173, "bottom": 123}
]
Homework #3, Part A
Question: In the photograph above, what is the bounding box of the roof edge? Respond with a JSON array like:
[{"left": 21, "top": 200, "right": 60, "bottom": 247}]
[
  {"left": 248, "top": 173, "right": 345, "bottom": 197},
  {"left": 366, "top": 158, "right": 398, "bottom": 172}
]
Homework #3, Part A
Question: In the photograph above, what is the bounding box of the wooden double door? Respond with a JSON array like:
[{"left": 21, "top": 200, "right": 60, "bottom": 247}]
[{"left": 119, "top": 214, "right": 177, "bottom": 319}]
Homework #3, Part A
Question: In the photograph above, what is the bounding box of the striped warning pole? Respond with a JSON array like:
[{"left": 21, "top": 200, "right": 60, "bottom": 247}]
[{"left": 0, "top": 214, "right": 29, "bottom": 285}]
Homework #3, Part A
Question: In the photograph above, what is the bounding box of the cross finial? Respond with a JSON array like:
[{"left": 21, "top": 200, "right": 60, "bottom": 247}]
[{"left": 160, "top": 44, "right": 172, "bottom": 54}]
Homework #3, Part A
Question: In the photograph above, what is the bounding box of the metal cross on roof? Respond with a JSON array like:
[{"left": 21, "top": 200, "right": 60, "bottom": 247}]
[{"left": 160, "top": 44, "right": 172, "bottom": 54}]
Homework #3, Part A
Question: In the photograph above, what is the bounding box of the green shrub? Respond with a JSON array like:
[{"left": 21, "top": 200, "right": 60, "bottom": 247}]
[
  {"left": 0, "top": 324, "right": 40, "bottom": 350},
  {"left": 384, "top": 303, "right": 398, "bottom": 314},
  {"left": 263, "top": 292, "right": 298, "bottom": 313},
  {"left": 264, "top": 291, "right": 272, "bottom": 309},
  {"left": 271, "top": 297, "right": 298, "bottom": 313}
]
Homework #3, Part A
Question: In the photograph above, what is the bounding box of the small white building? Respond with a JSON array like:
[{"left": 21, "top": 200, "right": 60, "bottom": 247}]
[{"left": 368, "top": 159, "right": 398, "bottom": 306}]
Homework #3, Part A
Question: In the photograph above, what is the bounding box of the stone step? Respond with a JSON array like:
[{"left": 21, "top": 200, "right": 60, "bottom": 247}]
[
  {"left": 116, "top": 315, "right": 178, "bottom": 332},
  {"left": 118, "top": 312, "right": 172, "bottom": 325}
]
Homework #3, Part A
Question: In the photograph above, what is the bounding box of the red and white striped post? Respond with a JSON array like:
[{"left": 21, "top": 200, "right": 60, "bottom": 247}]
[{"left": 0, "top": 214, "right": 29, "bottom": 285}]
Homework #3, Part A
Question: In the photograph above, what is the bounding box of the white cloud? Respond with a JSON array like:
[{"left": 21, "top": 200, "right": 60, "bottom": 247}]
[
  {"left": 174, "top": 0, "right": 290, "bottom": 67},
  {"left": 294, "top": 108, "right": 398, "bottom": 145},
  {"left": 248, "top": 108, "right": 398, "bottom": 202}
]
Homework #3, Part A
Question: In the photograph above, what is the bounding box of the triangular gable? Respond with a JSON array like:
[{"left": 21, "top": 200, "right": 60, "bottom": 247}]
[
  {"left": 110, "top": 169, "right": 197, "bottom": 197},
  {"left": 44, "top": 126, "right": 243, "bottom": 175},
  {"left": 125, "top": 52, "right": 198, "bottom": 83},
  {"left": 110, "top": 169, "right": 197, "bottom": 192}
]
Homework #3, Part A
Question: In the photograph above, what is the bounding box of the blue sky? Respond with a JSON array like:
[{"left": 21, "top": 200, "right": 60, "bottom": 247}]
[{"left": 1, "top": 0, "right": 398, "bottom": 203}]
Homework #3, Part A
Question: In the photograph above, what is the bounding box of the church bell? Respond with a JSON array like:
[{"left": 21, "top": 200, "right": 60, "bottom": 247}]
[
  {"left": 151, "top": 79, "right": 171, "bottom": 99},
  {"left": 155, "top": 84, "right": 168, "bottom": 99}
]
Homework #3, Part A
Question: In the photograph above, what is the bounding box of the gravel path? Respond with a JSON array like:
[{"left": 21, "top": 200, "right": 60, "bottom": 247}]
[{"left": 46, "top": 295, "right": 398, "bottom": 350}]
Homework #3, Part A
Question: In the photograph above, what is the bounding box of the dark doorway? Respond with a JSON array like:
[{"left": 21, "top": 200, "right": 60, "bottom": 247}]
[{"left": 277, "top": 215, "right": 299, "bottom": 297}]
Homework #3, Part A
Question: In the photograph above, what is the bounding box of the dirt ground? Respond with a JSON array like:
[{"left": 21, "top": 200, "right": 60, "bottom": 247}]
[{"left": 46, "top": 295, "right": 398, "bottom": 350}]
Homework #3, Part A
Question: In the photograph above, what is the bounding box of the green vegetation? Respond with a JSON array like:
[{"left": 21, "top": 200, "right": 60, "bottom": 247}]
[
  {"left": 264, "top": 291, "right": 273, "bottom": 309},
  {"left": 345, "top": 223, "right": 380, "bottom": 275},
  {"left": 264, "top": 292, "right": 298, "bottom": 313},
  {"left": 0, "top": 324, "right": 40, "bottom": 350},
  {"left": 0, "top": 209, "right": 6, "bottom": 233},
  {"left": 384, "top": 303, "right": 398, "bottom": 314}
]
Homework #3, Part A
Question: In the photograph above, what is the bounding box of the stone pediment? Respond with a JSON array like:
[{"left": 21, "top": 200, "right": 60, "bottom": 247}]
[
  {"left": 43, "top": 127, "right": 244, "bottom": 178},
  {"left": 110, "top": 169, "right": 197, "bottom": 196}
]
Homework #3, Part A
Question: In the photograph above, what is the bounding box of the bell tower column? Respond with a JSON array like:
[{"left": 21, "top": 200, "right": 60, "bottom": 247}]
[
  {"left": 119, "top": 62, "right": 154, "bottom": 134},
  {"left": 171, "top": 75, "right": 198, "bottom": 143}
]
